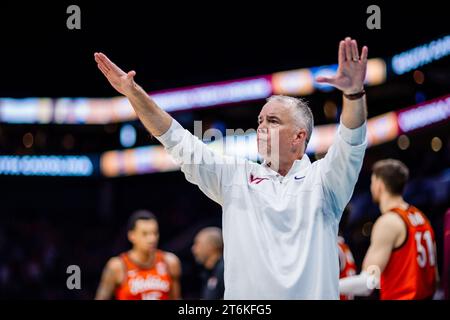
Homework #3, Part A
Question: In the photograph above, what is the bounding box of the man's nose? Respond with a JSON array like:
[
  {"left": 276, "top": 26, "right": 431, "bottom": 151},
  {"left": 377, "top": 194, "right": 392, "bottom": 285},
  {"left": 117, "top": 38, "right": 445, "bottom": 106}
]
[{"left": 258, "top": 123, "right": 268, "bottom": 133}]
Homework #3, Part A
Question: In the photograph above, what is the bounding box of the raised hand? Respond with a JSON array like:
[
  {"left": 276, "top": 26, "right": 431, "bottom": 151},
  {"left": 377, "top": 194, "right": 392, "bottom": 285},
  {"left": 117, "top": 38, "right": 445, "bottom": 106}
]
[
  {"left": 316, "top": 37, "right": 368, "bottom": 95},
  {"left": 94, "top": 52, "right": 138, "bottom": 97}
]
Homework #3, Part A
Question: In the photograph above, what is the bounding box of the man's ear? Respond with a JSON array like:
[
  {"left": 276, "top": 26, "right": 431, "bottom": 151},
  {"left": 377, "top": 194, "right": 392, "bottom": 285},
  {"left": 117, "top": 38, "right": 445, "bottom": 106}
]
[
  {"left": 127, "top": 230, "right": 134, "bottom": 243},
  {"left": 373, "top": 177, "right": 384, "bottom": 196},
  {"left": 379, "top": 179, "right": 387, "bottom": 194},
  {"left": 294, "top": 129, "right": 307, "bottom": 146}
]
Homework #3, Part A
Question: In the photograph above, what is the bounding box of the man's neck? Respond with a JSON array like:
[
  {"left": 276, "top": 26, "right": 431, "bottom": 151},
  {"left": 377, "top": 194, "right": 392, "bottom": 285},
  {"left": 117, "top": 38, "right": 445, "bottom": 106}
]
[
  {"left": 379, "top": 193, "right": 408, "bottom": 214},
  {"left": 277, "top": 163, "right": 293, "bottom": 176},
  {"left": 130, "top": 248, "right": 155, "bottom": 265},
  {"left": 268, "top": 153, "right": 303, "bottom": 177}
]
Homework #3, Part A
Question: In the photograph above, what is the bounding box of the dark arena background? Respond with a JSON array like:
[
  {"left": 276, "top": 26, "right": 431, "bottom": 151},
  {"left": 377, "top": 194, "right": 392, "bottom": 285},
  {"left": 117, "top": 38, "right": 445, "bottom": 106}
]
[{"left": 0, "top": 1, "right": 449, "bottom": 302}]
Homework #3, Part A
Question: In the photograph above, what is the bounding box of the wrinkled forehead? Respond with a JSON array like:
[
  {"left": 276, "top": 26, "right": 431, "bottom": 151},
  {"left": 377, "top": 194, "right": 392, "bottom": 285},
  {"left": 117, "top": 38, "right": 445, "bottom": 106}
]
[{"left": 259, "top": 100, "right": 293, "bottom": 118}]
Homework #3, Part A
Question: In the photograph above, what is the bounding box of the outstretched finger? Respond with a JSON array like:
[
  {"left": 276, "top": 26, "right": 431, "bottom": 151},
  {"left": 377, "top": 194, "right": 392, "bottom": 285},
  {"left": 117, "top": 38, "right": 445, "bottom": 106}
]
[
  {"left": 97, "top": 53, "right": 124, "bottom": 75},
  {"left": 94, "top": 53, "right": 109, "bottom": 71},
  {"left": 344, "top": 37, "right": 352, "bottom": 61},
  {"left": 338, "top": 41, "right": 345, "bottom": 65},
  {"left": 361, "top": 46, "right": 369, "bottom": 63},
  {"left": 97, "top": 63, "right": 109, "bottom": 77},
  {"left": 351, "top": 40, "right": 359, "bottom": 60}
]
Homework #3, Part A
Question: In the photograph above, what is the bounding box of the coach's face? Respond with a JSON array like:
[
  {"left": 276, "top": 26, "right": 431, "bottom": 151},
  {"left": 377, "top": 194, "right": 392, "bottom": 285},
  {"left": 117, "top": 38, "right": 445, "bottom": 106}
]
[{"left": 257, "top": 101, "right": 305, "bottom": 164}]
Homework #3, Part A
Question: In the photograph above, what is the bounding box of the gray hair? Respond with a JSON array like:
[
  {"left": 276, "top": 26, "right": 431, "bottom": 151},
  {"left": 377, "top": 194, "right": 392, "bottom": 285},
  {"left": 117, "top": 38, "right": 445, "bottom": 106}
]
[{"left": 266, "top": 95, "right": 314, "bottom": 149}]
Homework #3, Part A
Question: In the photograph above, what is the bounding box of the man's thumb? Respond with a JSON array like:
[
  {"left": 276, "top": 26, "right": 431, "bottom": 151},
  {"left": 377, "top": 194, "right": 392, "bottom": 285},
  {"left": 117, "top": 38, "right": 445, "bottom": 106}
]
[
  {"left": 315, "top": 76, "right": 335, "bottom": 84},
  {"left": 127, "top": 70, "right": 136, "bottom": 79}
]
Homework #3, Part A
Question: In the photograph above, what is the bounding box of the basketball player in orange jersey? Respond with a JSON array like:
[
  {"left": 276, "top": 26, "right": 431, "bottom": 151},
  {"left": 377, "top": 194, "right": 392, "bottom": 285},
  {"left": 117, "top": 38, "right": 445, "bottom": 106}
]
[
  {"left": 339, "top": 159, "right": 439, "bottom": 300},
  {"left": 338, "top": 236, "right": 357, "bottom": 300},
  {"left": 95, "top": 210, "right": 182, "bottom": 300}
]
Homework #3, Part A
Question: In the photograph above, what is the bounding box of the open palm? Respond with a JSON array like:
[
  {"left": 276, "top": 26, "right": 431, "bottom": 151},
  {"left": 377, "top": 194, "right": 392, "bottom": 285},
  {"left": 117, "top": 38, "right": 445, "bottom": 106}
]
[
  {"left": 316, "top": 37, "right": 368, "bottom": 95},
  {"left": 94, "top": 52, "right": 137, "bottom": 96}
]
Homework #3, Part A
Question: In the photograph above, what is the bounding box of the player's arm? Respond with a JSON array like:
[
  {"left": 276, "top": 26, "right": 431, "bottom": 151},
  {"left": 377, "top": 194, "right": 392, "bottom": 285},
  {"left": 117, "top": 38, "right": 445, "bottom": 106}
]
[
  {"left": 165, "top": 252, "right": 182, "bottom": 300},
  {"left": 339, "top": 213, "right": 404, "bottom": 296},
  {"left": 316, "top": 38, "right": 368, "bottom": 216},
  {"left": 95, "top": 257, "right": 122, "bottom": 300},
  {"left": 362, "top": 213, "right": 405, "bottom": 272}
]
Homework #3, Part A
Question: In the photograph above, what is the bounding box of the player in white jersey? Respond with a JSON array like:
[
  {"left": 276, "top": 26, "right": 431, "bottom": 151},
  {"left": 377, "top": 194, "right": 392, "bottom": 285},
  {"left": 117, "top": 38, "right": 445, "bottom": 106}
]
[{"left": 94, "top": 36, "right": 368, "bottom": 299}]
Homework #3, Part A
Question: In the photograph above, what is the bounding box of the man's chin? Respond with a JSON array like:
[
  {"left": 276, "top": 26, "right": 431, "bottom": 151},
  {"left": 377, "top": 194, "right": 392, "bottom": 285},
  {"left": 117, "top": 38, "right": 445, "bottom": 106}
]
[{"left": 144, "top": 245, "right": 157, "bottom": 252}]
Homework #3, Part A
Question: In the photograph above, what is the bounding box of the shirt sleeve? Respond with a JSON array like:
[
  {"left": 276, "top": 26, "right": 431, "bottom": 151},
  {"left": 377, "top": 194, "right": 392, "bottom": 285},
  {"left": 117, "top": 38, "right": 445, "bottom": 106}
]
[
  {"left": 319, "top": 121, "right": 367, "bottom": 220},
  {"left": 155, "top": 119, "right": 239, "bottom": 206}
]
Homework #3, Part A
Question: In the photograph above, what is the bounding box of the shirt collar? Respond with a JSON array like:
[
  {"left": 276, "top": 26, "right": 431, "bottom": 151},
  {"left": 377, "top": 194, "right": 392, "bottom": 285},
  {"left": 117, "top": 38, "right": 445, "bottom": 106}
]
[{"left": 262, "top": 154, "right": 311, "bottom": 178}]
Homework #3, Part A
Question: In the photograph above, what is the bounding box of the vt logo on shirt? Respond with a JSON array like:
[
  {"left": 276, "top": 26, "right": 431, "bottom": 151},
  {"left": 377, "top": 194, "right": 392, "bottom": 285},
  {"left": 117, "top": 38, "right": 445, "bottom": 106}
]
[{"left": 249, "top": 174, "right": 269, "bottom": 184}]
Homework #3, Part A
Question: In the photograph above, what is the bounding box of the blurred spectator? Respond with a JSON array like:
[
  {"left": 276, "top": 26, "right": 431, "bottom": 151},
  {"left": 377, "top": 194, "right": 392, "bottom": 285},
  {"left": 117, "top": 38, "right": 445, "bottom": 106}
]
[{"left": 192, "top": 227, "right": 224, "bottom": 299}]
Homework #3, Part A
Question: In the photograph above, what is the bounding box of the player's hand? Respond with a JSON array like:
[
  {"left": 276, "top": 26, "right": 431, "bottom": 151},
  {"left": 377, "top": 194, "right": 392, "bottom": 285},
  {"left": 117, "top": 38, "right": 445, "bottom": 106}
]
[
  {"left": 94, "top": 52, "right": 138, "bottom": 97},
  {"left": 315, "top": 37, "right": 368, "bottom": 95}
]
